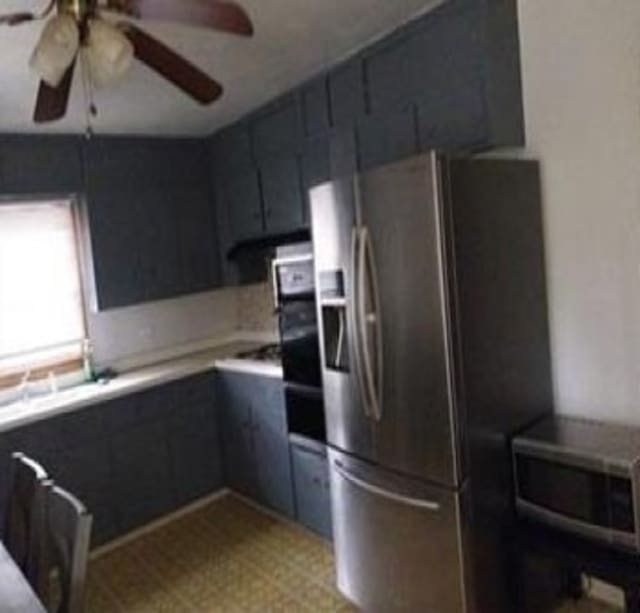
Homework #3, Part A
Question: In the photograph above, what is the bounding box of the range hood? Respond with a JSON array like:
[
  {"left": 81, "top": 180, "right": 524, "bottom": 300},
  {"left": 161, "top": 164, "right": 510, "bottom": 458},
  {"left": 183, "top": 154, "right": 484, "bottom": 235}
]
[
  {"left": 226, "top": 228, "right": 311, "bottom": 285},
  {"left": 226, "top": 228, "right": 311, "bottom": 261}
]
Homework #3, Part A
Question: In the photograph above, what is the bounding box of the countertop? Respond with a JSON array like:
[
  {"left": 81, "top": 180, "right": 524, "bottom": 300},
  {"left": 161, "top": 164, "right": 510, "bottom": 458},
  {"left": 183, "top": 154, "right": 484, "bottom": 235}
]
[{"left": 0, "top": 340, "right": 283, "bottom": 434}]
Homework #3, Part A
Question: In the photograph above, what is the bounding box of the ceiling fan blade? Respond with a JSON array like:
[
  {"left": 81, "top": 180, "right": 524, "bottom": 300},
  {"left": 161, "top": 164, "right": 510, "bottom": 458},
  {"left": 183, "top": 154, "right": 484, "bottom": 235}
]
[
  {"left": 0, "top": 0, "right": 55, "bottom": 25},
  {"left": 33, "top": 61, "right": 75, "bottom": 123},
  {"left": 0, "top": 12, "right": 35, "bottom": 26},
  {"left": 120, "top": 24, "right": 223, "bottom": 104},
  {"left": 109, "top": 0, "right": 253, "bottom": 36}
]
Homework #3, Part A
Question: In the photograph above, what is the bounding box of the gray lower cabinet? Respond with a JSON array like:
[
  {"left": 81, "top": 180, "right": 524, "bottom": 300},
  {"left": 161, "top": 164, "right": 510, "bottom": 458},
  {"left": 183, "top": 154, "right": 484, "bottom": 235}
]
[
  {"left": 0, "top": 372, "right": 223, "bottom": 547},
  {"left": 217, "top": 370, "right": 294, "bottom": 518},
  {"left": 291, "top": 440, "right": 332, "bottom": 540}
]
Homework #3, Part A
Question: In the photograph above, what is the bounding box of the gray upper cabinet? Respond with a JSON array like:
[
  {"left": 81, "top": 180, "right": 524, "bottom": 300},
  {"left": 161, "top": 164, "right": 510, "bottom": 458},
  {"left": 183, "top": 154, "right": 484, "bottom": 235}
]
[
  {"left": 84, "top": 139, "right": 145, "bottom": 309},
  {"left": 219, "top": 168, "right": 264, "bottom": 244},
  {"left": 328, "top": 60, "right": 367, "bottom": 128},
  {"left": 364, "top": 31, "right": 416, "bottom": 115},
  {"left": 252, "top": 95, "right": 303, "bottom": 160},
  {"left": 207, "top": 0, "right": 523, "bottom": 259},
  {"left": 410, "top": 3, "right": 489, "bottom": 149},
  {"left": 357, "top": 106, "right": 419, "bottom": 171},
  {"left": 213, "top": 122, "right": 253, "bottom": 172},
  {"left": 259, "top": 156, "right": 304, "bottom": 234},
  {"left": 85, "top": 137, "right": 220, "bottom": 310},
  {"left": 302, "top": 78, "right": 331, "bottom": 136},
  {"left": 0, "top": 136, "right": 84, "bottom": 196},
  {"left": 362, "top": 0, "right": 523, "bottom": 154}
]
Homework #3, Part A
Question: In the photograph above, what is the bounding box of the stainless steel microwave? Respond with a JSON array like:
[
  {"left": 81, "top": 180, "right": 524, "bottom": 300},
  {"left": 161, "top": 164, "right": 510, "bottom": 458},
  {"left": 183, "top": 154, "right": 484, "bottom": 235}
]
[{"left": 513, "top": 416, "right": 640, "bottom": 552}]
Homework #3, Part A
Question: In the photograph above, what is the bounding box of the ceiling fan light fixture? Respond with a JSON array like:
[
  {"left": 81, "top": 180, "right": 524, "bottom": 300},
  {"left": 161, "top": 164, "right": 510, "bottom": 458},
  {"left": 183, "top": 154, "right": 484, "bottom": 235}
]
[
  {"left": 29, "top": 14, "right": 79, "bottom": 87},
  {"left": 86, "top": 19, "right": 134, "bottom": 87}
]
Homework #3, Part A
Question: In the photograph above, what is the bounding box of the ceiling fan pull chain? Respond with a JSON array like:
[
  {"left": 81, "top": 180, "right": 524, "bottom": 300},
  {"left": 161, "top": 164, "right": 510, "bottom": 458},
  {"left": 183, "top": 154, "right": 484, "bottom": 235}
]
[{"left": 80, "top": 48, "right": 97, "bottom": 137}]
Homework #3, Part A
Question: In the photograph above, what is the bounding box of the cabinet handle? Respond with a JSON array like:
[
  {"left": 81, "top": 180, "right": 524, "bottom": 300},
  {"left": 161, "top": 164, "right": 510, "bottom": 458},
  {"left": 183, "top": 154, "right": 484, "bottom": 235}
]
[{"left": 312, "top": 477, "right": 321, "bottom": 485}]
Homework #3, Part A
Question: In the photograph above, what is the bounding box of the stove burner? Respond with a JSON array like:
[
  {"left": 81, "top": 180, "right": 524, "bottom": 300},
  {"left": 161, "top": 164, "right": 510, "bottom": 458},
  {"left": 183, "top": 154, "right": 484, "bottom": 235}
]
[{"left": 235, "top": 344, "right": 282, "bottom": 362}]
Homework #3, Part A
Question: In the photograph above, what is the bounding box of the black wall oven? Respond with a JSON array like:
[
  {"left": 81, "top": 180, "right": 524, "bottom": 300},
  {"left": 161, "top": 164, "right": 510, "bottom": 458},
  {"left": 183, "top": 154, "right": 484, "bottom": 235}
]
[{"left": 273, "top": 243, "right": 325, "bottom": 443}]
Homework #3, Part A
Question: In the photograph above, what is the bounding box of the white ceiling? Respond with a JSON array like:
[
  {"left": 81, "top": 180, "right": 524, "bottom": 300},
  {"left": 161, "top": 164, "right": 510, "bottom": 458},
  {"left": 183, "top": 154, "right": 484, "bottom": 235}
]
[{"left": 0, "top": 0, "right": 441, "bottom": 136}]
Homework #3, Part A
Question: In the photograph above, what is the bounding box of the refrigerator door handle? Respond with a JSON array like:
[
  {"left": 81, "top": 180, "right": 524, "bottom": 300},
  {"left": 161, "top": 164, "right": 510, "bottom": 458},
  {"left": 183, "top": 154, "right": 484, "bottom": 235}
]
[
  {"left": 350, "top": 226, "right": 370, "bottom": 418},
  {"left": 334, "top": 461, "right": 441, "bottom": 512},
  {"left": 359, "top": 226, "right": 384, "bottom": 422}
]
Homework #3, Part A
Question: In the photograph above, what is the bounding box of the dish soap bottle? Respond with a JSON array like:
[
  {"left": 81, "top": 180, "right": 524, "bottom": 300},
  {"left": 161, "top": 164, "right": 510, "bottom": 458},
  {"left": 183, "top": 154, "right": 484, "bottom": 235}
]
[{"left": 82, "top": 339, "right": 95, "bottom": 383}]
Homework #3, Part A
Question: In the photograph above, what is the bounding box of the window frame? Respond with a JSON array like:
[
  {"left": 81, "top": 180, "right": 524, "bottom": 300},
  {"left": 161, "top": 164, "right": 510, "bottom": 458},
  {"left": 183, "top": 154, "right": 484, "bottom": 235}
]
[{"left": 0, "top": 194, "right": 91, "bottom": 390}]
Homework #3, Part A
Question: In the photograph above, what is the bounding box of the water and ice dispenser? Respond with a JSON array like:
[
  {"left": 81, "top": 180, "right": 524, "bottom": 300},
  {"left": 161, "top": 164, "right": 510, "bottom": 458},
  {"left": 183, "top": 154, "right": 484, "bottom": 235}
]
[{"left": 318, "top": 270, "right": 350, "bottom": 373}]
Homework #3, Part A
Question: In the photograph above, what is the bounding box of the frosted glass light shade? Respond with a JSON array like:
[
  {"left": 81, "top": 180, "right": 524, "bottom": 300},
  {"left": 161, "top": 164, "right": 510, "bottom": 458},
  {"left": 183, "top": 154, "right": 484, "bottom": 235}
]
[
  {"left": 29, "top": 15, "right": 79, "bottom": 87},
  {"left": 86, "top": 19, "right": 134, "bottom": 87}
]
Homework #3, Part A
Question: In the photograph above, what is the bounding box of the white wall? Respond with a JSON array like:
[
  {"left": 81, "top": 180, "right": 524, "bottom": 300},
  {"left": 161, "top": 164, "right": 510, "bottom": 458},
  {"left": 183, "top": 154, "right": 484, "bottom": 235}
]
[
  {"left": 87, "top": 288, "right": 239, "bottom": 369},
  {"left": 517, "top": 1, "right": 640, "bottom": 423},
  {"left": 88, "top": 281, "right": 278, "bottom": 370}
]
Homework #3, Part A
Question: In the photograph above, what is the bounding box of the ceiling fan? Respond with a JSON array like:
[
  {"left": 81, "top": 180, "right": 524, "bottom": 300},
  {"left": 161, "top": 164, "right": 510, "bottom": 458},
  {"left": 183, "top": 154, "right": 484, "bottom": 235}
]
[{"left": 0, "top": 0, "right": 254, "bottom": 123}]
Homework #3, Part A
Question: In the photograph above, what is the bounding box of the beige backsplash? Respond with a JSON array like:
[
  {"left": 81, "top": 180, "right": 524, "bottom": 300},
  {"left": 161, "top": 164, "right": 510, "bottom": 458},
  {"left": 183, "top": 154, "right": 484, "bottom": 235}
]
[{"left": 236, "top": 281, "right": 279, "bottom": 336}]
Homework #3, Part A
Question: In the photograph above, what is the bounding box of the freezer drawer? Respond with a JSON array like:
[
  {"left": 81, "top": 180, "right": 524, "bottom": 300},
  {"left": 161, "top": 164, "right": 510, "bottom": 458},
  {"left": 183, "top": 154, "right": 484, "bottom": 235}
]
[{"left": 329, "top": 448, "right": 470, "bottom": 612}]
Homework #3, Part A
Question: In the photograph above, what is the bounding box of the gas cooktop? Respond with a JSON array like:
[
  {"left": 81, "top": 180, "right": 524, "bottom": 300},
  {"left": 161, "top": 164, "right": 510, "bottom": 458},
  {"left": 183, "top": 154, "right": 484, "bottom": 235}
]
[{"left": 234, "top": 344, "right": 282, "bottom": 363}]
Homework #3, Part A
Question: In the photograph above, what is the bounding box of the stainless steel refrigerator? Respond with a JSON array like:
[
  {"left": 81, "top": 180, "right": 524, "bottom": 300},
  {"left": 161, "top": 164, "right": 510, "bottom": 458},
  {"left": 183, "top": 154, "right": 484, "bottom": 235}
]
[{"left": 310, "top": 153, "right": 554, "bottom": 612}]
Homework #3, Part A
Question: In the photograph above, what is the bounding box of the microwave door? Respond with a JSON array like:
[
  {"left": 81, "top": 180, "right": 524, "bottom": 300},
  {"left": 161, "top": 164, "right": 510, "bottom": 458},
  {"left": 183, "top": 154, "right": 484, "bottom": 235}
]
[{"left": 310, "top": 178, "right": 374, "bottom": 460}]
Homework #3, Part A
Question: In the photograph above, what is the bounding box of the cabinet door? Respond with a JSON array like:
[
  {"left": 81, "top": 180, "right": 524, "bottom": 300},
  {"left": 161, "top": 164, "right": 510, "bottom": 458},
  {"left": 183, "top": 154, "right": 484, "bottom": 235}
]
[
  {"left": 217, "top": 372, "right": 256, "bottom": 498},
  {"left": 177, "top": 185, "right": 221, "bottom": 293},
  {"left": 111, "top": 420, "right": 175, "bottom": 532},
  {"left": 137, "top": 183, "right": 182, "bottom": 302},
  {"left": 85, "top": 139, "right": 145, "bottom": 309},
  {"left": 251, "top": 377, "right": 294, "bottom": 518},
  {"left": 357, "top": 106, "right": 418, "bottom": 171},
  {"left": 260, "top": 156, "right": 304, "bottom": 235},
  {"left": 365, "top": 34, "right": 415, "bottom": 114},
  {"left": 213, "top": 122, "right": 253, "bottom": 173},
  {"left": 329, "top": 128, "right": 358, "bottom": 178},
  {"left": 169, "top": 399, "right": 223, "bottom": 506},
  {"left": 291, "top": 444, "right": 332, "bottom": 539},
  {"left": 302, "top": 77, "right": 331, "bottom": 137},
  {"left": 328, "top": 60, "right": 367, "bottom": 127},
  {"left": 411, "top": 5, "right": 489, "bottom": 150},
  {"left": 252, "top": 95, "right": 303, "bottom": 160},
  {"left": 220, "top": 169, "right": 264, "bottom": 243},
  {"left": 301, "top": 136, "right": 331, "bottom": 226},
  {"left": 0, "top": 136, "right": 83, "bottom": 195},
  {"left": 174, "top": 142, "right": 220, "bottom": 294}
]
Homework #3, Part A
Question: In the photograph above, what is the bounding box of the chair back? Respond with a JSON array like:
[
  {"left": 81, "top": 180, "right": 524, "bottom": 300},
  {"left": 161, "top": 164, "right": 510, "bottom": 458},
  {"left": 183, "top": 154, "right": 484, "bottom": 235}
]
[
  {"left": 4, "top": 452, "right": 50, "bottom": 598},
  {"left": 46, "top": 484, "right": 92, "bottom": 613}
]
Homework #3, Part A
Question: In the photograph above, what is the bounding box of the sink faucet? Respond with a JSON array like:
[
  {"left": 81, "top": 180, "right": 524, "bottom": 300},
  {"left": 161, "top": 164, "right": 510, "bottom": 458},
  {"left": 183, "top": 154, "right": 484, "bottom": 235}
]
[{"left": 18, "top": 370, "right": 31, "bottom": 403}]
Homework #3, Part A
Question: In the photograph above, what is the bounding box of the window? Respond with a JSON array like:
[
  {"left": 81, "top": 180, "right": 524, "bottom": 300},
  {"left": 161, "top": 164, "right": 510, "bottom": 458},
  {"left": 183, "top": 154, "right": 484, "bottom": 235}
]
[{"left": 0, "top": 200, "right": 87, "bottom": 389}]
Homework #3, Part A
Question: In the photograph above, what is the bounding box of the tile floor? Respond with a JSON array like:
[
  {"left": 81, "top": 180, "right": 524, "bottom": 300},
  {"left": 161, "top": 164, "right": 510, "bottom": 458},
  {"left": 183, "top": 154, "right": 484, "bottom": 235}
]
[{"left": 85, "top": 494, "right": 620, "bottom": 612}]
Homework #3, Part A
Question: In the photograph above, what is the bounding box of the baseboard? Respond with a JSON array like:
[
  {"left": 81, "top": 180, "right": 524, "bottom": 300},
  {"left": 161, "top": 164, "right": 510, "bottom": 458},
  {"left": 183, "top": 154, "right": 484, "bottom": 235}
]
[{"left": 91, "top": 489, "right": 230, "bottom": 559}]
